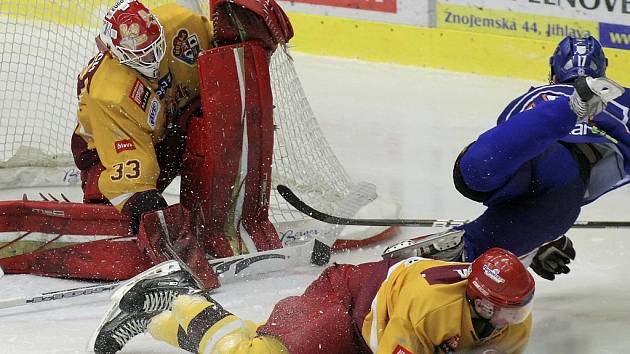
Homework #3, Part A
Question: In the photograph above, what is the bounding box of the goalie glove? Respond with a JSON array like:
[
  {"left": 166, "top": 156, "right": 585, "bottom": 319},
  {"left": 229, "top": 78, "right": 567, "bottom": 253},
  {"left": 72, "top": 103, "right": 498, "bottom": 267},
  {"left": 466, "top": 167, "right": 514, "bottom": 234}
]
[{"left": 529, "top": 235, "right": 576, "bottom": 281}]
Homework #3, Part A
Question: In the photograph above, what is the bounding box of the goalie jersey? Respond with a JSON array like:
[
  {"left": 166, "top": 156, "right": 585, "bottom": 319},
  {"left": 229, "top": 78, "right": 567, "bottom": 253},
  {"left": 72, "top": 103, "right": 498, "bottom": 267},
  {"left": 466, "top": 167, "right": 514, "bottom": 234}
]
[
  {"left": 361, "top": 257, "right": 531, "bottom": 354},
  {"left": 73, "top": 4, "right": 212, "bottom": 210}
]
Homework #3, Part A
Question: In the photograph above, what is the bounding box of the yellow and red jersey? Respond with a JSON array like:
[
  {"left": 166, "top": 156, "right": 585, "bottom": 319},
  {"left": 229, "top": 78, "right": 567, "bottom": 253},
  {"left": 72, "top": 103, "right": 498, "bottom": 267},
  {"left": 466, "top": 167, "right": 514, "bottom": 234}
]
[
  {"left": 148, "top": 258, "right": 531, "bottom": 354},
  {"left": 74, "top": 3, "right": 212, "bottom": 210},
  {"left": 362, "top": 257, "right": 531, "bottom": 354}
]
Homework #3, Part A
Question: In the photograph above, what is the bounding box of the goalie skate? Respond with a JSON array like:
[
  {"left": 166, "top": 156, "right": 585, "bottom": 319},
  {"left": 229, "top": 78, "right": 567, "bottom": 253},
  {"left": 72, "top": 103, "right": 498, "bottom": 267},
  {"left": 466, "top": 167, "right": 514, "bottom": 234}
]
[{"left": 382, "top": 229, "right": 465, "bottom": 261}]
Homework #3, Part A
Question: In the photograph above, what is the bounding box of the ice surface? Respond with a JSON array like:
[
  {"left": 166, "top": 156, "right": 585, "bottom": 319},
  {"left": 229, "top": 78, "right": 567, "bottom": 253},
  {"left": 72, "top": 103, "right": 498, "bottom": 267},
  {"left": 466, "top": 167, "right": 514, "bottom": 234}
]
[{"left": 1, "top": 53, "right": 629, "bottom": 353}]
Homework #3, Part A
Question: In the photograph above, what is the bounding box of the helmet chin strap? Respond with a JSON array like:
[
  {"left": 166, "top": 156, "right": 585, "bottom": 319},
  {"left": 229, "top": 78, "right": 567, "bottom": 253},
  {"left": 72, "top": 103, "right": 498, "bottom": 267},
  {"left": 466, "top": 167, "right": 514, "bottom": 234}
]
[
  {"left": 96, "top": 36, "right": 109, "bottom": 53},
  {"left": 467, "top": 297, "right": 498, "bottom": 340}
]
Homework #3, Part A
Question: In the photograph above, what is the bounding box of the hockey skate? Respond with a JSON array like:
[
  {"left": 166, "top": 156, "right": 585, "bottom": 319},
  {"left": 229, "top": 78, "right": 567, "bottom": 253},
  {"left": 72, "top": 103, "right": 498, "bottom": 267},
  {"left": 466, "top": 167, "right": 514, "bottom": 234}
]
[
  {"left": 382, "top": 229, "right": 465, "bottom": 261},
  {"left": 88, "top": 260, "right": 200, "bottom": 354},
  {"left": 570, "top": 76, "right": 625, "bottom": 121}
]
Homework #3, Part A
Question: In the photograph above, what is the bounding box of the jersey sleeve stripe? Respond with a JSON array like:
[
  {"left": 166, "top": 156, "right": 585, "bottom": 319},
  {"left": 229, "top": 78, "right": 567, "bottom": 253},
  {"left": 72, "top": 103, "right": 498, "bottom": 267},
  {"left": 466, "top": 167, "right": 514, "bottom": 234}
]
[
  {"left": 200, "top": 318, "right": 249, "bottom": 354},
  {"left": 504, "top": 84, "right": 573, "bottom": 119}
]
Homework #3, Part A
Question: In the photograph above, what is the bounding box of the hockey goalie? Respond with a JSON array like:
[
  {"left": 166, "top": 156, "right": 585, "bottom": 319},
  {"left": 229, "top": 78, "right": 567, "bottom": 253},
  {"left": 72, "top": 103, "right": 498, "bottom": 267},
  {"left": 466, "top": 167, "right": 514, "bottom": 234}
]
[{"left": 0, "top": 0, "right": 293, "bottom": 289}]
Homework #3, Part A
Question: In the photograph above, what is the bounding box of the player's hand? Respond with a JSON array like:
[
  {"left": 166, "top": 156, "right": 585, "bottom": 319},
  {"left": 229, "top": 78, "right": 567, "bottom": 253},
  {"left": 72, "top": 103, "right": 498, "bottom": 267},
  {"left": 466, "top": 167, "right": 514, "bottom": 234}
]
[{"left": 530, "top": 235, "right": 576, "bottom": 281}]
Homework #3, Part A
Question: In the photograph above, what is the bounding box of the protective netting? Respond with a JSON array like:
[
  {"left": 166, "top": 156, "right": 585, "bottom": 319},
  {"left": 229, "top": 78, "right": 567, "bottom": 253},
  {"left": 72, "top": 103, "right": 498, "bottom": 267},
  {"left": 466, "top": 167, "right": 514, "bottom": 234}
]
[
  {"left": 0, "top": 0, "right": 357, "bottom": 225},
  {"left": 268, "top": 47, "right": 353, "bottom": 223}
]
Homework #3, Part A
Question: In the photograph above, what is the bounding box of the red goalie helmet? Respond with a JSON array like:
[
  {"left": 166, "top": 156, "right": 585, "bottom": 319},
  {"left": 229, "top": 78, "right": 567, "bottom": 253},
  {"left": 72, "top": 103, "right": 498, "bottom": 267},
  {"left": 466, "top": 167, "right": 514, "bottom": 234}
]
[
  {"left": 99, "top": 0, "right": 165, "bottom": 78},
  {"left": 466, "top": 248, "right": 535, "bottom": 327}
]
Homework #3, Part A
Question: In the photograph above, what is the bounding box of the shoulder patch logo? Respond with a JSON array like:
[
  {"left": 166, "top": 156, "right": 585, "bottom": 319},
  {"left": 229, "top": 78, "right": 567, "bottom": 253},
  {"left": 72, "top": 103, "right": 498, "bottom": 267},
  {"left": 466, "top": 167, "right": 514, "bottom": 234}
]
[
  {"left": 393, "top": 344, "right": 413, "bottom": 354},
  {"left": 148, "top": 97, "right": 160, "bottom": 129},
  {"left": 114, "top": 139, "right": 135, "bottom": 153},
  {"left": 129, "top": 79, "right": 150, "bottom": 110},
  {"left": 172, "top": 29, "right": 200, "bottom": 65}
]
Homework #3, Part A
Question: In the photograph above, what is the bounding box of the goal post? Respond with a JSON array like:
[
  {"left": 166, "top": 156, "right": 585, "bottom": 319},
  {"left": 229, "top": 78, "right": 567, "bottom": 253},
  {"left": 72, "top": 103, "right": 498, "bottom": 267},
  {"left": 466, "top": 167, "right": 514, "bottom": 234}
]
[{"left": 0, "top": 0, "right": 400, "bottom": 248}]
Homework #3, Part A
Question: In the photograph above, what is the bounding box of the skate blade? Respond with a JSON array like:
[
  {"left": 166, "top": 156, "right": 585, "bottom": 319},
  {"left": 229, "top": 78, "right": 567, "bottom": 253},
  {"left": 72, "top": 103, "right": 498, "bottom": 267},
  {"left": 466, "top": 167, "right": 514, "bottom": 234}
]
[{"left": 382, "top": 230, "right": 463, "bottom": 259}]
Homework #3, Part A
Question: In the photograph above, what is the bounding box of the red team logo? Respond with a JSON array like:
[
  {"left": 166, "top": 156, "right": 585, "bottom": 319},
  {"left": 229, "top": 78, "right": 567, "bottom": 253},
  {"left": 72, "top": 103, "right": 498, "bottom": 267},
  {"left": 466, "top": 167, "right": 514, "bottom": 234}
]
[
  {"left": 114, "top": 139, "right": 136, "bottom": 153},
  {"left": 129, "top": 79, "right": 150, "bottom": 110}
]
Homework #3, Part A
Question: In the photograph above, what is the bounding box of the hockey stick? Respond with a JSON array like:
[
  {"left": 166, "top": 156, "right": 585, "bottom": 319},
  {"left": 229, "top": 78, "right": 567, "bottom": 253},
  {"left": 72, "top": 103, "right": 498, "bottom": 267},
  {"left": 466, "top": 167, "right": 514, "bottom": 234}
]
[
  {"left": 164, "top": 182, "right": 377, "bottom": 283},
  {"left": 0, "top": 281, "right": 121, "bottom": 310},
  {"left": 277, "top": 184, "right": 630, "bottom": 229}
]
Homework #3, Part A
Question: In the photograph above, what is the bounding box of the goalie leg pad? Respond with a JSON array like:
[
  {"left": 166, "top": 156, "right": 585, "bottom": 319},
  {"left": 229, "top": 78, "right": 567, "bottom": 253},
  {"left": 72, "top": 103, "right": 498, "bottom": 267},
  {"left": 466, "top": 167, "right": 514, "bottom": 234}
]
[
  {"left": 137, "top": 205, "right": 221, "bottom": 290},
  {"left": 237, "top": 41, "right": 281, "bottom": 253},
  {"left": 181, "top": 41, "right": 281, "bottom": 258},
  {"left": 0, "top": 238, "right": 153, "bottom": 280}
]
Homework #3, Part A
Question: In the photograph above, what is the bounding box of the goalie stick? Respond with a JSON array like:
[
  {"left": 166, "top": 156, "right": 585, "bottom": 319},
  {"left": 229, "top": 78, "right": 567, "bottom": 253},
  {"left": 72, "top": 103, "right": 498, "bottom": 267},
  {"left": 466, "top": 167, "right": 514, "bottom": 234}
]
[
  {"left": 277, "top": 184, "right": 630, "bottom": 229},
  {"left": 0, "top": 281, "right": 121, "bottom": 310}
]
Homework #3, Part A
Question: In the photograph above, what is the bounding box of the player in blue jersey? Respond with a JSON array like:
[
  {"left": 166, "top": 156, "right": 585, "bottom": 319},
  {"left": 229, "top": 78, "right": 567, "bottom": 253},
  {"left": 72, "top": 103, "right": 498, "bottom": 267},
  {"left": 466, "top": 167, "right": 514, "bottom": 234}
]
[{"left": 416, "top": 36, "right": 627, "bottom": 281}]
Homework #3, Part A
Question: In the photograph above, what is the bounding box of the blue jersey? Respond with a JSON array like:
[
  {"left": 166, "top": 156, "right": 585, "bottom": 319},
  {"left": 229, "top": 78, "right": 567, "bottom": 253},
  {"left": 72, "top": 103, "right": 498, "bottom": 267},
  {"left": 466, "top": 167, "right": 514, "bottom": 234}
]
[
  {"left": 497, "top": 84, "right": 630, "bottom": 204},
  {"left": 458, "top": 84, "right": 629, "bottom": 259}
]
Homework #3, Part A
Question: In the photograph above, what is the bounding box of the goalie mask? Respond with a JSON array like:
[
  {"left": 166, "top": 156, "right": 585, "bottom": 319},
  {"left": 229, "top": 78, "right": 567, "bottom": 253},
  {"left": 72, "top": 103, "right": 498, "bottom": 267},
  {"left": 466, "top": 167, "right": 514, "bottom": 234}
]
[
  {"left": 466, "top": 248, "right": 535, "bottom": 327},
  {"left": 99, "top": 0, "right": 165, "bottom": 79}
]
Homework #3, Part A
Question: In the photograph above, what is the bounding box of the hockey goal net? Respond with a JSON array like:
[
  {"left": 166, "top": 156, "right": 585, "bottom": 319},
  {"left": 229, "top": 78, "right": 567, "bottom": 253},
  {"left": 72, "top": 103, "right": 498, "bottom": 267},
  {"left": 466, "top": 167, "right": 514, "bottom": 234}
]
[{"left": 0, "top": 0, "right": 399, "bottom": 247}]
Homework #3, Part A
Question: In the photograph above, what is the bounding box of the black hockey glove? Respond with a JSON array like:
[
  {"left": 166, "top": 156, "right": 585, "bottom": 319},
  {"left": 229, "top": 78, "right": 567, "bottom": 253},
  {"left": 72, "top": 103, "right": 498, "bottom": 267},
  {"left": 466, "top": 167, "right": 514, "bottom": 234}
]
[{"left": 530, "top": 235, "right": 576, "bottom": 281}]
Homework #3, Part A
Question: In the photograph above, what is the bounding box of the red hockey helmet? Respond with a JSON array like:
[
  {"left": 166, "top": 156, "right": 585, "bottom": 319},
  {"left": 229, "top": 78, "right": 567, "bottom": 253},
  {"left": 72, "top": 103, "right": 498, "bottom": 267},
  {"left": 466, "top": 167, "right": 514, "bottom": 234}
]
[
  {"left": 99, "top": 0, "right": 165, "bottom": 78},
  {"left": 466, "top": 248, "right": 535, "bottom": 327}
]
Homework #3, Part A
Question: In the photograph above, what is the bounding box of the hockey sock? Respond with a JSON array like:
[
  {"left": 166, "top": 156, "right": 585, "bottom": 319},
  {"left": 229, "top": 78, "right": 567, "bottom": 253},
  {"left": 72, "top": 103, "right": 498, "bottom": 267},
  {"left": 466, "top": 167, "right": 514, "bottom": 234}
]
[
  {"left": 147, "top": 311, "right": 180, "bottom": 348},
  {"left": 148, "top": 294, "right": 287, "bottom": 353}
]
